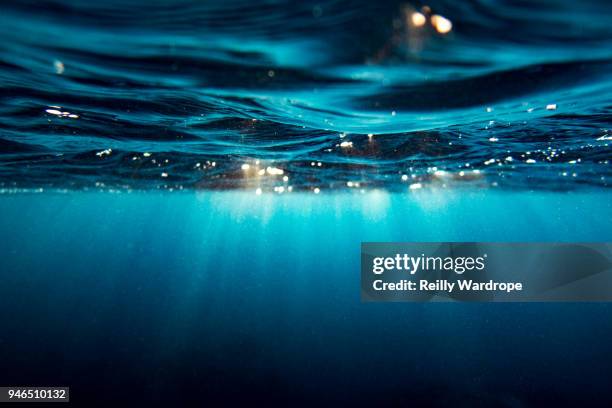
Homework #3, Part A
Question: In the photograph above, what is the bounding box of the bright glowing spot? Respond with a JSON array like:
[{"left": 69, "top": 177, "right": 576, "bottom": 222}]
[
  {"left": 401, "top": 174, "right": 409, "bottom": 181},
  {"left": 431, "top": 14, "right": 452, "bottom": 34},
  {"left": 313, "top": 187, "right": 320, "bottom": 194},
  {"left": 266, "top": 166, "right": 284, "bottom": 176},
  {"left": 282, "top": 175, "right": 289, "bottom": 182},
  {"left": 161, "top": 172, "right": 168, "bottom": 178},
  {"left": 526, "top": 159, "right": 537, "bottom": 164},
  {"left": 96, "top": 148, "right": 112, "bottom": 157},
  {"left": 409, "top": 183, "right": 423, "bottom": 190},
  {"left": 411, "top": 12, "right": 426, "bottom": 27},
  {"left": 489, "top": 137, "right": 499, "bottom": 142},
  {"left": 546, "top": 104, "right": 557, "bottom": 110},
  {"left": 241, "top": 164, "right": 250, "bottom": 170},
  {"left": 340, "top": 141, "right": 353, "bottom": 148},
  {"left": 255, "top": 188, "right": 262, "bottom": 195}
]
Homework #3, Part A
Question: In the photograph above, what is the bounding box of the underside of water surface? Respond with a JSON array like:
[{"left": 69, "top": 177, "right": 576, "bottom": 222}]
[
  {"left": 2, "top": 1, "right": 612, "bottom": 406},
  {"left": 0, "top": 0, "right": 611, "bottom": 193}
]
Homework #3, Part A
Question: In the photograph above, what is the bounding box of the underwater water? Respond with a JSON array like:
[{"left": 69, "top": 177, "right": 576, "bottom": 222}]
[
  {"left": 0, "top": 191, "right": 612, "bottom": 406},
  {"left": 0, "top": 0, "right": 611, "bottom": 406}
]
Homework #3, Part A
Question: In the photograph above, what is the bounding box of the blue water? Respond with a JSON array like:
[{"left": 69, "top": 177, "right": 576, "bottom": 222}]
[
  {"left": 1, "top": 191, "right": 612, "bottom": 405},
  {"left": 1, "top": 0, "right": 612, "bottom": 406},
  {"left": 0, "top": 0, "right": 611, "bottom": 191}
]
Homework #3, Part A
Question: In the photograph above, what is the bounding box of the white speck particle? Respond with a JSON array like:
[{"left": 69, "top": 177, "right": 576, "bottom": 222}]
[
  {"left": 489, "top": 137, "right": 499, "bottom": 142},
  {"left": 241, "top": 164, "right": 250, "bottom": 170},
  {"left": 546, "top": 104, "right": 557, "bottom": 110},
  {"left": 340, "top": 141, "right": 353, "bottom": 148},
  {"left": 486, "top": 107, "right": 493, "bottom": 113},
  {"left": 96, "top": 148, "right": 112, "bottom": 157},
  {"left": 409, "top": 183, "right": 422, "bottom": 190},
  {"left": 266, "top": 166, "right": 284, "bottom": 176},
  {"left": 401, "top": 174, "right": 408, "bottom": 181},
  {"left": 53, "top": 60, "right": 64, "bottom": 74},
  {"left": 255, "top": 188, "right": 262, "bottom": 195},
  {"left": 161, "top": 172, "right": 168, "bottom": 178},
  {"left": 282, "top": 176, "right": 289, "bottom": 182},
  {"left": 45, "top": 109, "right": 62, "bottom": 116},
  {"left": 313, "top": 187, "right": 320, "bottom": 194},
  {"left": 143, "top": 152, "right": 151, "bottom": 157},
  {"left": 526, "top": 159, "right": 536, "bottom": 164}
]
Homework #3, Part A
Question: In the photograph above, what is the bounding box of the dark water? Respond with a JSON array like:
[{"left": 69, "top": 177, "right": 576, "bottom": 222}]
[
  {"left": 1, "top": 0, "right": 612, "bottom": 406},
  {"left": 1, "top": 191, "right": 612, "bottom": 406},
  {"left": 0, "top": 0, "right": 611, "bottom": 191}
]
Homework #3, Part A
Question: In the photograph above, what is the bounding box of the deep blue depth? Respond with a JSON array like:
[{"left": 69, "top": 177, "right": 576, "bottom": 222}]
[{"left": 1, "top": 191, "right": 612, "bottom": 405}]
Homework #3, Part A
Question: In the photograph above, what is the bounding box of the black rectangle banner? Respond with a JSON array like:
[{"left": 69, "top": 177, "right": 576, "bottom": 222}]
[{"left": 361, "top": 243, "right": 612, "bottom": 302}]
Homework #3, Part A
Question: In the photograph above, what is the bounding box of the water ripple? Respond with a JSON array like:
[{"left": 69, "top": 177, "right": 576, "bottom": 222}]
[{"left": 0, "top": 0, "right": 610, "bottom": 192}]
